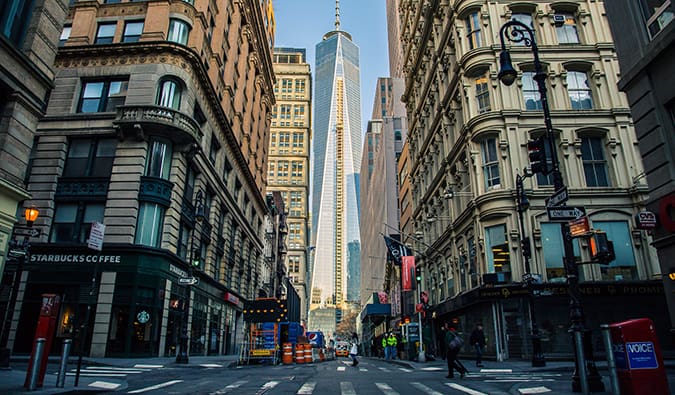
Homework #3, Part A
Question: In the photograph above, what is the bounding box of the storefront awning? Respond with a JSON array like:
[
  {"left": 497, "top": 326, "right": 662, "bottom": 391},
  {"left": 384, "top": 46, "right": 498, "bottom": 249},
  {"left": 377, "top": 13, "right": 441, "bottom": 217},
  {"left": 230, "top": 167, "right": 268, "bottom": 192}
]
[{"left": 358, "top": 303, "right": 391, "bottom": 323}]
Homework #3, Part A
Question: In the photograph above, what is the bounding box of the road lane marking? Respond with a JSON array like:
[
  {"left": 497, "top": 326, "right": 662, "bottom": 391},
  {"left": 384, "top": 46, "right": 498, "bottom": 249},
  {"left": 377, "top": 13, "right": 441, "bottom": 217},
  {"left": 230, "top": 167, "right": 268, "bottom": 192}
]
[
  {"left": 87, "top": 367, "right": 150, "bottom": 372},
  {"left": 88, "top": 381, "right": 121, "bottom": 390},
  {"left": 262, "top": 381, "right": 280, "bottom": 390},
  {"left": 485, "top": 379, "right": 555, "bottom": 383},
  {"left": 445, "top": 383, "right": 488, "bottom": 395},
  {"left": 128, "top": 380, "right": 183, "bottom": 394},
  {"left": 200, "top": 363, "right": 223, "bottom": 368},
  {"left": 296, "top": 382, "right": 316, "bottom": 394},
  {"left": 359, "top": 368, "right": 368, "bottom": 371},
  {"left": 209, "top": 380, "right": 247, "bottom": 394},
  {"left": 377, "top": 367, "right": 391, "bottom": 372},
  {"left": 66, "top": 373, "right": 127, "bottom": 377},
  {"left": 134, "top": 364, "right": 163, "bottom": 368},
  {"left": 375, "top": 382, "right": 399, "bottom": 395},
  {"left": 337, "top": 366, "right": 346, "bottom": 371},
  {"left": 410, "top": 382, "right": 444, "bottom": 395},
  {"left": 480, "top": 368, "right": 512, "bottom": 373},
  {"left": 420, "top": 367, "right": 444, "bottom": 371},
  {"left": 340, "top": 382, "right": 356, "bottom": 395},
  {"left": 519, "top": 387, "right": 552, "bottom": 394},
  {"left": 398, "top": 368, "right": 412, "bottom": 372}
]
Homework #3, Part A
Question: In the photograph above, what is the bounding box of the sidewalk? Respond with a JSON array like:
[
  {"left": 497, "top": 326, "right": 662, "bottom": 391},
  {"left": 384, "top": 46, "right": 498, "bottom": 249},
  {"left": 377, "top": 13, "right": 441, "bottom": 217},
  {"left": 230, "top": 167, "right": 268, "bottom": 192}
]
[{"left": 0, "top": 354, "right": 240, "bottom": 394}]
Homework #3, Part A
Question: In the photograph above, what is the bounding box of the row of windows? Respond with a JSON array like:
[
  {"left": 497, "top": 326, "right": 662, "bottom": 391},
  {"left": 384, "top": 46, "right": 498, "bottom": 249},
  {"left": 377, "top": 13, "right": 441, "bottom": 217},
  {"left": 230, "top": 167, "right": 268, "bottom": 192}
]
[
  {"left": 59, "top": 18, "right": 190, "bottom": 47},
  {"left": 274, "top": 78, "right": 306, "bottom": 94},
  {"left": 268, "top": 160, "right": 306, "bottom": 178},
  {"left": 473, "top": 70, "right": 593, "bottom": 114},
  {"left": 272, "top": 105, "right": 306, "bottom": 119},
  {"left": 270, "top": 132, "right": 305, "bottom": 148}
]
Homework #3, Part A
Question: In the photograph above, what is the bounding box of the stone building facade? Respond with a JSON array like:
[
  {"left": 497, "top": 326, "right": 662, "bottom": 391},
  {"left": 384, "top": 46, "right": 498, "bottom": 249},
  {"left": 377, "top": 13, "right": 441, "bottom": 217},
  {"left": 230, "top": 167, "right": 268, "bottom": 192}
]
[
  {"left": 5, "top": 0, "right": 276, "bottom": 358},
  {"left": 396, "top": 0, "right": 667, "bottom": 360}
]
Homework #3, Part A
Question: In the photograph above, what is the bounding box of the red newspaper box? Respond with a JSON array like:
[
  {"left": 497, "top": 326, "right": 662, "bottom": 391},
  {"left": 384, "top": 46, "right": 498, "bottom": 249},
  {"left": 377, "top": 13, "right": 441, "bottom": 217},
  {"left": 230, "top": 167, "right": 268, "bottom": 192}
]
[{"left": 609, "top": 318, "right": 669, "bottom": 395}]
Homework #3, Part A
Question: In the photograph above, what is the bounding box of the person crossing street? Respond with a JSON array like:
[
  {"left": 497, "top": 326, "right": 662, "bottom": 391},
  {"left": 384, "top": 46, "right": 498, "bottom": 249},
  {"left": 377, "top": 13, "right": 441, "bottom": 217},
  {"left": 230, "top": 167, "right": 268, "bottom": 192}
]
[
  {"left": 469, "top": 323, "right": 486, "bottom": 367},
  {"left": 386, "top": 333, "right": 398, "bottom": 360}
]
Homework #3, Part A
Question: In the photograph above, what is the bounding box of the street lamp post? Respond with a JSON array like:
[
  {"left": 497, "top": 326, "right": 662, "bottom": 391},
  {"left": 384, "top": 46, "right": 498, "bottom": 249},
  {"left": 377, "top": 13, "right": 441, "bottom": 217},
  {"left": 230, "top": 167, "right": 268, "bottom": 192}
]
[
  {"left": 516, "top": 172, "right": 545, "bottom": 367},
  {"left": 176, "top": 190, "right": 205, "bottom": 364},
  {"left": 498, "top": 20, "right": 604, "bottom": 392}
]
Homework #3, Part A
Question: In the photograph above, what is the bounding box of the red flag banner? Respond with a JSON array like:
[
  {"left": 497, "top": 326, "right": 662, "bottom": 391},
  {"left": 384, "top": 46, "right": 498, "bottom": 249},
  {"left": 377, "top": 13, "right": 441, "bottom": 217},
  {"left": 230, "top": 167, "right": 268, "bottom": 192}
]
[{"left": 401, "top": 256, "right": 415, "bottom": 291}]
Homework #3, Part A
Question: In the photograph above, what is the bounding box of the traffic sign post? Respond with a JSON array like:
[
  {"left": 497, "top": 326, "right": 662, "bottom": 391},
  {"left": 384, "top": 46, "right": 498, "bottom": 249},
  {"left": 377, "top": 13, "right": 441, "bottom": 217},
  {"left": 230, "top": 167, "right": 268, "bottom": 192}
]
[
  {"left": 12, "top": 227, "right": 40, "bottom": 238},
  {"left": 570, "top": 216, "right": 591, "bottom": 238},
  {"left": 546, "top": 186, "right": 568, "bottom": 207},
  {"left": 178, "top": 277, "right": 198, "bottom": 285},
  {"left": 547, "top": 206, "right": 586, "bottom": 221}
]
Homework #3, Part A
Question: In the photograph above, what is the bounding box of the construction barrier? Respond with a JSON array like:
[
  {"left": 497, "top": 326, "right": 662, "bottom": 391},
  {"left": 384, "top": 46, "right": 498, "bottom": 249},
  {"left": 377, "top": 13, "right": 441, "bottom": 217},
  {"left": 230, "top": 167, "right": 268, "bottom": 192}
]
[
  {"left": 282, "top": 342, "right": 293, "bottom": 365},
  {"left": 319, "top": 349, "right": 325, "bottom": 362},
  {"left": 304, "top": 344, "right": 313, "bottom": 363},
  {"left": 294, "top": 343, "right": 304, "bottom": 364}
]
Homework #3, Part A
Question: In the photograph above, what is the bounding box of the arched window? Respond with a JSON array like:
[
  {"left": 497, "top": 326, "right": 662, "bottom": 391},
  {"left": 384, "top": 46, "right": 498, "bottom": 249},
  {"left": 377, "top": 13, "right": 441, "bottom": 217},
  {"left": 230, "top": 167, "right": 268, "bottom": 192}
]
[
  {"left": 156, "top": 78, "right": 181, "bottom": 109},
  {"left": 567, "top": 70, "right": 593, "bottom": 109}
]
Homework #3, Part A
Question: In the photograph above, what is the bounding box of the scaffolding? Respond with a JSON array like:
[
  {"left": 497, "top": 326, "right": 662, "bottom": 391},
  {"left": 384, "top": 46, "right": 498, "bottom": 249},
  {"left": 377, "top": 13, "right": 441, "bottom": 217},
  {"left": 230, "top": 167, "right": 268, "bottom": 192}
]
[{"left": 238, "top": 322, "right": 279, "bottom": 365}]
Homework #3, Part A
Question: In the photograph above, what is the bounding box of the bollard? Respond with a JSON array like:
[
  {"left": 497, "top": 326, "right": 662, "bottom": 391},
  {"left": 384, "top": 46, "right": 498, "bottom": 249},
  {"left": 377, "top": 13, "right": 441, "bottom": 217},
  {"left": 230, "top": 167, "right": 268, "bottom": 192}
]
[
  {"left": 27, "top": 338, "right": 46, "bottom": 391},
  {"left": 574, "top": 330, "right": 590, "bottom": 395},
  {"left": 56, "top": 339, "right": 72, "bottom": 388},
  {"left": 600, "top": 324, "right": 621, "bottom": 395}
]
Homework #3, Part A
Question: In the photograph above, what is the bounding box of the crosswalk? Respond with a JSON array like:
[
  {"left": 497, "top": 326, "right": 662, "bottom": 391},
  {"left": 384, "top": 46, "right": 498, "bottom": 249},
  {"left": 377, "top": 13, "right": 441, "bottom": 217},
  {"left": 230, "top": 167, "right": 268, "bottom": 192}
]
[{"left": 60, "top": 363, "right": 166, "bottom": 392}]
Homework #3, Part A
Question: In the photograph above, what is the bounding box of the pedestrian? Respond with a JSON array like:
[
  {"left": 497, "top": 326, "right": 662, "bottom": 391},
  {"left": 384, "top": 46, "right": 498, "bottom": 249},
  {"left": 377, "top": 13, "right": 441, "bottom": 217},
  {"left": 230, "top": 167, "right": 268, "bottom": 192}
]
[
  {"left": 349, "top": 340, "right": 359, "bottom": 366},
  {"left": 387, "top": 333, "right": 398, "bottom": 360},
  {"left": 382, "top": 335, "right": 389, "bottom": 359},
  {"left": 469, "top": 323, "right": 486, "bottom": 367},
  {"left": 445, "top": 324, "right": 465, "bottom": 379}
]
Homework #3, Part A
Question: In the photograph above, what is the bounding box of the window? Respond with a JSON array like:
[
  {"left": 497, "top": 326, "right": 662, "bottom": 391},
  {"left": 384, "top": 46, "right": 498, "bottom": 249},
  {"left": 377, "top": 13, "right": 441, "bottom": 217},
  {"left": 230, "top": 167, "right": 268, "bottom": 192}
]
[
  {"left": 209, "top": 138, "right": 220, "bottom": 165},
  {"left": 511, "top": 13, "right": 533, "bottom": 45},
  {"left": 63, "top": 138, "right": 117, "bottom": 177},
  {"left": 481, "top": 138, "right": 500, "bottom": 189},
  {"left": 581, "top": 137, "right": 609, "bottom": 187},
  {"left": 541, "top": 223, "right": 580, "bottom": 282},
  {"left": 156, "top": 78, "right": 181, "bottom": 109},
  {"left": 123, "top": 20, "right": 143, "bottom": 42},
  {"left": 50, "top": 202, "right": 105, "bottom": 243},
  {"left": 295, "top": 79, "right": 306, "bottom": 93},
  {"left": 146, "top": 138, "right": 172, "bottom": 179},
  {"left": 135, "top": 202, "right": 165, "bottom": 247},
  {"left": 475, "top": 75, "right": 490, "bottom": 113},
  {"left": 640, "top": 0, "right": 674, "bottom": 38},
  {"left": 567, "top": 71, "right": 593, "bottom": 110},
  {"left": 485, "top": 225, "right": 511, "bottom": 283},
  {"left": 95, "top": 22, "right": 116, "bottom": 44},
  {"left": 522, "top": 72, "right": 542, "bottom": 110},
  {"left": 177, "top": 222, "right": 190, "bottom": 259},
  {"left": 281, "top": 78, "right": 292, "bottom": 92},
  {"left": 465, "top": 12, "right": 482, "bottom": 49},
  {"left": 184, "top": 166, "right": 196, "bottom": 204},
  {"left": 555, "top": 13, "right": 579, "bottom": 44},
  {"left": 78, "top": 79, "right": 128, "bottom": 113},
  {"left": 59, "top": 25, "right": 71, "bottom": 47},
  {"left": 168, "top": 19, "right": 190, "bottom": 45},
  {"left": 593, "top": 221, "right": 637, "bottom": 280},
  {"left": 0, "top": 0, "right": 34, "bottom": 46}
]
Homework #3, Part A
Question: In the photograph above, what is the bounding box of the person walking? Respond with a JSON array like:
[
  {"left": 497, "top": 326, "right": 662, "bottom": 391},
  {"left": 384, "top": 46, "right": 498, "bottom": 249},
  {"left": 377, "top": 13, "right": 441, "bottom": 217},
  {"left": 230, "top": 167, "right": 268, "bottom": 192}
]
[
  {"left": 444, "top": 325, "right": 465, "bottom": 379},
  {"left": 349, "top": 340, "right": 359, "bottom": 366},
  {"left": 469, "top": 323, "right": 486, "bottom": 367},
  {"left": 382, "top": 335, "right": 389, "bottom": 359},
  {"left": 387, "top": 333, "right": 398, "bottom": 360}
]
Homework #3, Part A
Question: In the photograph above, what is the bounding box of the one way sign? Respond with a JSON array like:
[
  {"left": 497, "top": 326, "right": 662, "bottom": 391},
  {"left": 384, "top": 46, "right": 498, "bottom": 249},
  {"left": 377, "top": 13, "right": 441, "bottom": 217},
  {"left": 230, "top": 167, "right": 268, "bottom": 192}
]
[{"left": 546, "top": 206, "right": 586, "bottom": 221}]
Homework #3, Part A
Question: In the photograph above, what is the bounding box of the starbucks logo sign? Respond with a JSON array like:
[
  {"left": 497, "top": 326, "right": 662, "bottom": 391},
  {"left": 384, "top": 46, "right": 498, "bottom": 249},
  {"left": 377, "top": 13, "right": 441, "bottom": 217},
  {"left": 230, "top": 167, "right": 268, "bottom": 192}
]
[{"left": 137, "top": 310, "right": 150, "bottom": 324}]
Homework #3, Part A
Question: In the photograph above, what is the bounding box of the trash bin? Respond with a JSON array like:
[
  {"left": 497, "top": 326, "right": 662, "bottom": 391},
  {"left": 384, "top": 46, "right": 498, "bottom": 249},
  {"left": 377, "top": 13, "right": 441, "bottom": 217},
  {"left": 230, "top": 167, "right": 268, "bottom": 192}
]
[{"left": 609, "top": 318, "right": 669, "bottom": 395}]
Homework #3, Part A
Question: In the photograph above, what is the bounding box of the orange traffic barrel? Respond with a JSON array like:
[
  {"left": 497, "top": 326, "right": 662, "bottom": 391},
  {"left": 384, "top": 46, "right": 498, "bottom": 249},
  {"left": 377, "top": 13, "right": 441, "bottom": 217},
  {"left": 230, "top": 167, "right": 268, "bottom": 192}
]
[
  {"left": 319, "top": 349, "right": 325, "bottom": 362},
  {"left": 282, "top": 342, "right": 293, "bottom": 365},
  {"left": 304, "top": 344, "right": 313, "bottom": 363},
  {"left": 294, "top": 343, "right": 305, "bottom": 364}
]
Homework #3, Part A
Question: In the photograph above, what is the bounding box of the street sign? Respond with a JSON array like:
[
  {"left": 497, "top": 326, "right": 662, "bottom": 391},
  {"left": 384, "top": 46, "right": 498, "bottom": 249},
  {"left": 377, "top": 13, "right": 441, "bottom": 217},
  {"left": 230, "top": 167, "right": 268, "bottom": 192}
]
[
  {"left": 12, "top": 226, "right": 40, "bottom": 238},
  {"left": 546, "top": 186, "right": 568, "bottom": 207},
  {"left": 87, "top": 221, "right": 105, "bottom": 251},
  {"left": 569, "top": 216, "right": 591, "bottom": 237},
  {"left": 546, "top": 206, "right": 586, "bottom": 221},
  {"left": 178, "top": 277, "right": 198, "bottom": 285}
]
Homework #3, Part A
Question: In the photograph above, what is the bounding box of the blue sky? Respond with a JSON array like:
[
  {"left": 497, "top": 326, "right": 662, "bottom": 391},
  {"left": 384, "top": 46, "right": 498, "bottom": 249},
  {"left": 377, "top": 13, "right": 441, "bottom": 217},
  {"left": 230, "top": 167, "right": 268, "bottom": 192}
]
[{"left": 273, "top": 0, "right": 390, "bottom": 133}]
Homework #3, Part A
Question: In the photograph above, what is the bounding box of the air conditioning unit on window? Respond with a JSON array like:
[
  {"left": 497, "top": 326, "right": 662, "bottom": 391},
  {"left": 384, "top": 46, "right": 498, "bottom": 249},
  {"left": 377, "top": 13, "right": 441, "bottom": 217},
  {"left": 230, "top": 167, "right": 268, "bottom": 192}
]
[{"left": 553, "top": 14, "right": 566, "bottom": 27}]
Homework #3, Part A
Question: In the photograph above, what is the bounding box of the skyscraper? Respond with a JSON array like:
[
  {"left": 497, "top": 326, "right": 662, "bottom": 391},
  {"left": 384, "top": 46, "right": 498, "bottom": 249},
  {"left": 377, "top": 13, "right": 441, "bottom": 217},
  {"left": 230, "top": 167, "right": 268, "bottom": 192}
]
[{"left": 309, "top": 1, "right": 362, "bottom": 334}]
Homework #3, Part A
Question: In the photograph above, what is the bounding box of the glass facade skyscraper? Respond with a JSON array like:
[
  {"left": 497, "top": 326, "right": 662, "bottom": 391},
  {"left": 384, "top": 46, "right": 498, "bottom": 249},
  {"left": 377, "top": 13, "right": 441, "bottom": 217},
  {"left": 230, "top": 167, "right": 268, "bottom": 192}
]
[{"left": 309, "top": 23, "right": 362, "bottom": 334}]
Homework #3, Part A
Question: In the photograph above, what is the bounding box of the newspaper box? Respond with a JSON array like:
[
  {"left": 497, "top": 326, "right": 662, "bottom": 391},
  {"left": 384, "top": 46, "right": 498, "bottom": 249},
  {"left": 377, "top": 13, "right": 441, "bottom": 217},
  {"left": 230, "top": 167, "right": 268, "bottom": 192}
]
[{"left": 609, "top": 318, "right": 669, "bottom": 395}]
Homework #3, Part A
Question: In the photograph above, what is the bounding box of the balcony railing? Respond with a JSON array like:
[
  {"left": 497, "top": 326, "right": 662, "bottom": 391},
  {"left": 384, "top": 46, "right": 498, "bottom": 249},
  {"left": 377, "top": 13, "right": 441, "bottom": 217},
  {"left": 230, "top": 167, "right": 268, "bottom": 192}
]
[{"left": 114, "top": 105, "right": 203, "bottom": 146}]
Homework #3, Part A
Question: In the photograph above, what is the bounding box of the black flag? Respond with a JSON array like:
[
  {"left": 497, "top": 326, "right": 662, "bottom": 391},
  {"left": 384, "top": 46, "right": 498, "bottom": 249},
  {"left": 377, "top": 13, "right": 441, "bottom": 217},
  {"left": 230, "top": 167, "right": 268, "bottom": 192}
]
[{"left": 383, "top": 234, "right": 409, "bottom": 265}]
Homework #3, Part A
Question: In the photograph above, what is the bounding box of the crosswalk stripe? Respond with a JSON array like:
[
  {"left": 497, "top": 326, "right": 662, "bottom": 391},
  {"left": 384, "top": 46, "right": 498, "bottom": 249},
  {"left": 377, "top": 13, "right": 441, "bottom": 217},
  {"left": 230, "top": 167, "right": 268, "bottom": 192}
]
[
  {"left": 127, "top": 379, "right": 182, "bottom": 394},
  {"left": 210, "top": 379, "right": 247, "bottom": 394},
  {"left": 398, "top": 368, "right": 412, "bottom": 372},
  {"left": 86, "top": 367, "right": 150, "bottom": 372},
  {"left": 375, "top": 382, "right": 399, "bottom": 395},
  {"left": 446, "top": 382, "right": 488, "bottom": 395},
  {"left": 296, "top": 381, "right": 316, "bottom": 394},
  {"left": 337, "top": 366, "right": 346, "bottom": 371},
  {"left": 519, "top": 387, "right": 552, "bottom": 394},
  {"left": 359, "top": 368, "right": 368, "bottom": 371},
  {"left": 200, "top": 363, "right": 223, "bottom": 368},
  {"left": 377, "top": 367, "right": 391, "bottom": 372},
  {"left": 410, "top": 382, "right": 444, "bottom": 395},
  {"left": 65, "top": 372, "right": 127, "bottom": 377},
  {"left": 262, "top": 381, "right": 280, "bottom": 389},
  {"left": 485, "top": 379, "right": 555, "bottom": 383},
  {"left": 88, "top": 381, "right": 121, "bottom": 390},
  {"left": 133, "top": 364, "right": 163, "bottom": 368},
  {"left": 340, "top": 381, "right": 356, "bottom": 395},
  {"left": 480, "top": 368, "right": 512, "bottom": 373}
]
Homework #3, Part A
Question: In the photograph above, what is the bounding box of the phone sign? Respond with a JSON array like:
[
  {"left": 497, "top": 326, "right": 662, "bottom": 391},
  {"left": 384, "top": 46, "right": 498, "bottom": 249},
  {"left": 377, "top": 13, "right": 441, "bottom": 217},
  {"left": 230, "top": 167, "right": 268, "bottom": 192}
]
[{"left": 625, "top": 341, "right": 658, "bottom": 369}]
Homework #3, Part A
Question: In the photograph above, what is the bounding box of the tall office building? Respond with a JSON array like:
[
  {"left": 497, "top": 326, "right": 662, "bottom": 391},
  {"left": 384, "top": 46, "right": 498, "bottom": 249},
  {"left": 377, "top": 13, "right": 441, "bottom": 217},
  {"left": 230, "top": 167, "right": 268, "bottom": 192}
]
[
  {"left": 269, "top": 47, "right": 312, "bottom": 324},
  {"left": 2, "top": 0, "right": 276, "bottom": 359},
  {"left": 309, "top": 2, "right": 362, "bottom": 334}
]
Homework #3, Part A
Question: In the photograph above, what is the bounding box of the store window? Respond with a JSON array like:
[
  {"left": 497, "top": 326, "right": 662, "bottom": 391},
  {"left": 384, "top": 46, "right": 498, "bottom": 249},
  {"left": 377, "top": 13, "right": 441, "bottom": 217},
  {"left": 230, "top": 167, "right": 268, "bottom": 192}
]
[
  {"left": 168, "top": 18, "right": 190, "bottom": 45},
  {"left": 593, "top": 220, "right": 637, "bottom": 280},
  {"left": 541, "top": 223, "right": 581, "bottom": 282},
  {"left": 78, "top": 79, "right": 128, "bottom": 113},
  {"left": 63, "top": 138, "right": 117, "bottom": 178}
]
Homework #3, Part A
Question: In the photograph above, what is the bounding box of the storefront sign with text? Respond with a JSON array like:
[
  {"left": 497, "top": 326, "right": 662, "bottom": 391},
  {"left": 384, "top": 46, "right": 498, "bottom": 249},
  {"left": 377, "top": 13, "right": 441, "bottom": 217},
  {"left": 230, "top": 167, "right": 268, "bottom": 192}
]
[{"left": 30, "top": 254, "right": 122, "bottom": 264}]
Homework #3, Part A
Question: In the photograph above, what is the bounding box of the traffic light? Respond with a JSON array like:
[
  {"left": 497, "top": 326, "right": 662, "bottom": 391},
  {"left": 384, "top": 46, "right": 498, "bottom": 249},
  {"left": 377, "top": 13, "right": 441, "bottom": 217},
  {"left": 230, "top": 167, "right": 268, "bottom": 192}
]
[
  {"left": 589, "top": 231, "right": 616, "bottom": 264},
  {"left": 527, "top": 137, "right": 549, "bottom": 175},
  {"left": 521, "top": 237, "right": 531, "bottom": 259},
  {"left": 415, "top": 266, "right": 422, "bottom": 282}
]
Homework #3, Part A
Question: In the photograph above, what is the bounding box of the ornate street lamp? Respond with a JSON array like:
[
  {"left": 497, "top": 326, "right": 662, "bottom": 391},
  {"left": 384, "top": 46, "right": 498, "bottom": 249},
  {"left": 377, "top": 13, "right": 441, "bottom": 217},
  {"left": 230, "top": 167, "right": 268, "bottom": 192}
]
[
  {"left": 498, "top": 20, "right": 604, "bottom": 392},
  {"left": 176, "top": 190, "right": 205, "bottom": 364}
]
